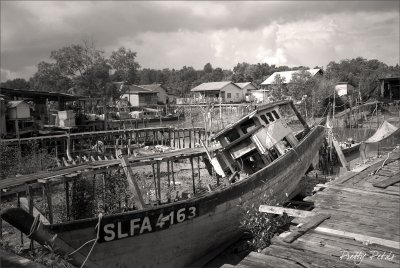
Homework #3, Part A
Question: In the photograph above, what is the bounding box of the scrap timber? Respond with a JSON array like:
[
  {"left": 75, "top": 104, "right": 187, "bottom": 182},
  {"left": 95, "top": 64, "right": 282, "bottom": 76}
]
[{"left": 224, "top": 148, "right": 400, "bottom": 268}]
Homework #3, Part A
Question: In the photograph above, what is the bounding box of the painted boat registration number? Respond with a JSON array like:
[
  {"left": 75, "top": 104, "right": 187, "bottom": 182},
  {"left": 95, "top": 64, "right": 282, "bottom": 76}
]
[{"left": 98, "top": 205, "right": 199, "bottom": 242}]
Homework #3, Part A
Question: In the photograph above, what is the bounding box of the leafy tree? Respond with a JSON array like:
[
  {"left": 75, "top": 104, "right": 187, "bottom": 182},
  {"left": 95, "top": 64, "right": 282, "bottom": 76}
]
[
  {"left": 203, "top": 63, "right": 213, "bottom": 74},
  {"left": 269, "top": 74, "right": 286, "bottom": 101},
  {"left": 1, "top": 78, "right": 30, "bottom": 89},
  {"left": 109, "top": 47, "right": 141, "bottom": 84},
  {"left": 30, "top": 40, "right": 121, "bottom": 98},
  {"left": 30, "top": 61, "right": 72, "bottom": 92},
  {"left": 325, "top": 57, "right": 397, "bottom": 100}
]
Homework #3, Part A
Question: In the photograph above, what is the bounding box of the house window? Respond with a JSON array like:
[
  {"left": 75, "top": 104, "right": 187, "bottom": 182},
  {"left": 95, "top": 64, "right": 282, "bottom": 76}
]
[
  {"left": 227, "top": 93, "right": 231, "bottom": 98},
  {"left": 236, "top": 93, "right": 239, "bottom": 98},
  {"left": 266, "top": 112, "right": 275, "bottom": 122},
  {"left": 260, "top": 114, "right": 269, "bottom": 125},
  {"left": 272, "top": 110, "right": 280, "bottom": 119}
]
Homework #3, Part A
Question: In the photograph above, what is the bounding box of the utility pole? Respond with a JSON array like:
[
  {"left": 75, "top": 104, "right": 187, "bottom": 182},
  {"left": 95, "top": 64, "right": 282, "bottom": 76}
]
[{"left": 332, "top": 87, "right": 336, "bottom": 127}]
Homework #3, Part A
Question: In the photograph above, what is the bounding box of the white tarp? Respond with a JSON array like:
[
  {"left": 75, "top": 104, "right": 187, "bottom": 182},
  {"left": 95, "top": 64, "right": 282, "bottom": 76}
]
[
  {"left": 365, "top": 121, "right": 399, "bottom": 144},
  {"left": 360, "top": 121, "right": 399, "bottom": 159}
]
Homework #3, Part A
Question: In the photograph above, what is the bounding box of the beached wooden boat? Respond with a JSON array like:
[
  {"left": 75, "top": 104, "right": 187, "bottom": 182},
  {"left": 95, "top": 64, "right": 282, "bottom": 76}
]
[
  {"left": 1, "top": 100, "right": 325, "bottom": 268},
  {"left": 340, "top": 141, "right": 361, "bottom": 156}
]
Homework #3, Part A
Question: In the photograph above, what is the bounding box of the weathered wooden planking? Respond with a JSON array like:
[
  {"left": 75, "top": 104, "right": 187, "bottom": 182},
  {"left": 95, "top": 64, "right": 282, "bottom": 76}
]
[
  {"left": 273, "top": 233, "right": 399, "bottom": 268},
  {"left": 373, "top": 171, "right": 400, "bottom": 188},
  {"left": 301, "top": 231, "right": 400, "bottom": 260},
  {"left": 292, "top": 210, "right": 400, "bottom": 233},
  {"left": 240, "top": 252, "right": 303, "bottom": 268},
  {"left": 317, "top": 218, "right": 400, "bottom": 241},
  {"left": 259, "top": 205, "right": 315, "bottom": 218},
  {"left": 312, "top": 184, "right": 400, "bottom": 197},
  {"left": 283, "top": 214, "right": 330, "bottom": 243},
  {"left": 313, "top": 227, "right": 400, "bottom": 250},
  {"left": 262, "top": 244, "right": 356, "bottom": 268},
  {"left": 338, "top": 156, "right": 399, "bottom": 185}
]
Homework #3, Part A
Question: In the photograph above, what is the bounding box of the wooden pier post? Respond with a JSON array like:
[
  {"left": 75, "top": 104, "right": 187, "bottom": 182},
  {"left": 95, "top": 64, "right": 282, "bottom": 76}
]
[
  {"left": 171, "top": 161, "right": 176, "bottom": 190},
  {"left": 16, "top": 192, "right": 23, "bottom": 245},
  {"left": 178, "top": 130, "right": 181, "bottom": 149},
  {"left": 26, "top": 185, "right": 34, "bottom": 250},
  {"left": 189, "top": 130, "right": 192, "bottom": 148},
  {"left": 44, "top": 183, "right": 54, "bottom": 224},
  {"left": 169, "top": 128, "right": 172, "bottom": 147},
  {"left": 167, "top": 160, "right": 170, "bottom": 187},
  {"left": 65, "top": 181, "right": 70, "bottom": 220},
  {"left": 190, "top": 157, "right": 195, "bottom": 194},
  {"left": 152, "top": 164, "right": 157, "bottom": 200},
  {"left": 156, "top": 160, "right": 161, "bottom": 202},
  {"left": 197, "top": 156, "right": 201, "bottom": 182},
  {"left": 173, "top": 130, "right": 176, "bottom": 148}
]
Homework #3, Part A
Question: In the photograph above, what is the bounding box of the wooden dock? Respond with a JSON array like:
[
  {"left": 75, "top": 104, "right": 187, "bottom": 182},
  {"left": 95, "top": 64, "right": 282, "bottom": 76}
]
[
  {"left": 0, "top": 147, "right": 210, "bottom": 195},
  {"left": 223, "top": 149, "right": 400, "bottom": 268}
]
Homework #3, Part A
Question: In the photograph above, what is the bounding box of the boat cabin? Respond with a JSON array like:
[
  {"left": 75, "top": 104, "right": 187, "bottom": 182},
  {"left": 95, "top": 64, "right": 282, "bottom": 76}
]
[{"left": 211, "top": 102, "right": 299, "bottom": 177}]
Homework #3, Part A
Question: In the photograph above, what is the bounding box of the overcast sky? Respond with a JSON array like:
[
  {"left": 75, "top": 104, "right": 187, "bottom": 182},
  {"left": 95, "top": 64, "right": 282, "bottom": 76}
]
[{"left": 1, "top": 1, "right": 399, "bottom": 81}]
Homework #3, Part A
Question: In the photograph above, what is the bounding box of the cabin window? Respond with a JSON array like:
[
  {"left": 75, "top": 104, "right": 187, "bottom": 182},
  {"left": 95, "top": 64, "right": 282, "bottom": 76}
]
[
  {"left": 272, "top": 110, "right": 280, "bottom": 120},
  {"left": 240, "top": 119, "right": 257, "bottom": 134},
  {"left": 236, "top": 93, "right": 240, "bottom": 98},
  {"left": 266, "top": 112, "right": 275, "bottom": 122},
  {"left": 227, "top": 93, "right": 232, "bottom": 98},
  {"left": 269, "top": 147, "right": 280, "bottom": 160},
  {"left": 260, "top": 114, "right": 269, "bottom": 125},
  {"left": 240, "top": 151, "right": 265, "bottom": 174},
  {"left": 225, "top": 129, "right": 240, "bottom": 143}
]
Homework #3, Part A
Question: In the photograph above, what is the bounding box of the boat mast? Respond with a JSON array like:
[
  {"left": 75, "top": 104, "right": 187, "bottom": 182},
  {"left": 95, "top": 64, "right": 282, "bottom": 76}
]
[{"left": 289, "top": 101, "right": 310, "bottom": 132}]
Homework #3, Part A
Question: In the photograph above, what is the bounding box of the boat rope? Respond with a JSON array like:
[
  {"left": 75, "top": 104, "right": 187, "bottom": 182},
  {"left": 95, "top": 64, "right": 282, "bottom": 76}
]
[
  {"left": 68, "top": 213, "right": 103, "bottom": 268},
  {"left": 27, "top": 214, "right": 41, "bottom": 238},
  {"left": 373, "top": 145, "right": 399, "bottom": 175}
]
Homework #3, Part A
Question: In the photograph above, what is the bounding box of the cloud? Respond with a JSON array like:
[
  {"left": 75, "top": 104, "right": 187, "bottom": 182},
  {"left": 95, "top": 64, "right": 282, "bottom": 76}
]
[{"left": 1, "top": 1, "right": 399, "bottom": 79}]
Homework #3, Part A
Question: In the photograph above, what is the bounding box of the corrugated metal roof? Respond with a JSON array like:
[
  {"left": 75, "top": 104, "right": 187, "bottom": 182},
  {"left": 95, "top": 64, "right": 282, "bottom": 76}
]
[
  {"left": 191, "top": 81, "right": 238, "bottom": 92},
  {"left": 125, "top": 85, "right": 156, "bottom": 94},
  {"left": 261, "top": 69, "right": 322, "bottom": 85},
  {"left": 235, "top": 82, "right": 259, "bottom": 89},
  {"left": 6, "top": 100, "right": 28, "bottom": 109},
  {"left": 140, "top": 84, "right": 163, "bottom": 91},
  {"left": 235, "top": 82, "right": 250, "bottom": 88},
  {"left": 0, "top": 87, "right": 85, "bottom": 101}
]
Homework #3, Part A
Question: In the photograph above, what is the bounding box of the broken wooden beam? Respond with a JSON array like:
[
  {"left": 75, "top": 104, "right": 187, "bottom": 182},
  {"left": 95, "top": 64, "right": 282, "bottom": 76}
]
[
  {"left": 259, "top": 205, "right": 315, "bottom": 218},
  {"left": 282, "top": 213, "right": 330, "bottom": 243},
  {"left": 373, "top": 171, "right": 400, "bottom": 188},
  {"left": 332, "top": 138, "right": 349, "bottom": 171},
  {"left": 120, "top": 156, "right": 145, "bottom": 210}
]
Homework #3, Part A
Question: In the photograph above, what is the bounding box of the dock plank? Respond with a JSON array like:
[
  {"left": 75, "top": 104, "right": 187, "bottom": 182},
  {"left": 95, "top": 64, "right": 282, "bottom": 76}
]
[
  {"left": 283, "top": 214, "right": 330, "bottom": 243},
  {"left": 373, "top": 171, "right": 400, "bottom": 188},
  {"left": 228, "top": 148, "right": 400, "bottom": 268}
]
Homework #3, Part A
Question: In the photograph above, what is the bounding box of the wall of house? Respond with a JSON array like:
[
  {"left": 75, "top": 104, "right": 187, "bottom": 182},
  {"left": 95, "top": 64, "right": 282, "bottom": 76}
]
[
  {"left": 335, "top": 84, "right": 354, "bottom": 97},
  {"left": 7, "top": 104, "right": 31, "bottom": 119},
  {"left": 139, "top": 94, "right": 157, "bottom": 106},
  {"left": 222, "top": 84, "right": 244, "bottom": 102},
  {"left": 121, "top": 93, "right": 139, "bottom": 107},
  {"left": 251, "top": 90, "right": 271, "bottom": 103},
  {"left": 242, "top": 84, "right": 258, "bottom": 101}
]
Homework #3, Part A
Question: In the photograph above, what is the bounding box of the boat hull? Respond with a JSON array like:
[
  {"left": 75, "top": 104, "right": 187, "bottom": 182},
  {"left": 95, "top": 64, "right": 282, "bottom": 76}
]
[{"left": 44, "top": 125, "right": 325, "bottom": 267}]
